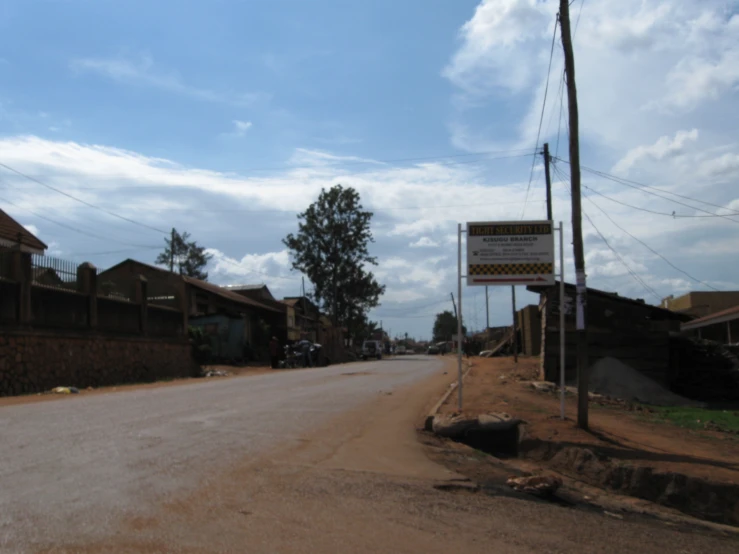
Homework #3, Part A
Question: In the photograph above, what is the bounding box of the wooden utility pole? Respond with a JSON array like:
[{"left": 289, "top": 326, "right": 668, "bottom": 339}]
[
  {"left": 543, "top": 143, "right": 553, "bottom": 220},
  {"left": 169, "top": 228, "right": 175, "bottom": 273},
  {"left": 511, "top": 286, "right": 518, "bottom": 363},
  {"left": 485, "top": 286, "right": 490, "bottom": 329},
  {"left": 560, "top": 0, "right": 589, "bottom": 429}
]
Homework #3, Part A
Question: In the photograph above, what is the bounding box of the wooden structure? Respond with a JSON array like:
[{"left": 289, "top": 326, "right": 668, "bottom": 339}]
[{"left": 529, "top": 282, "right": 691, "bottom": 385}]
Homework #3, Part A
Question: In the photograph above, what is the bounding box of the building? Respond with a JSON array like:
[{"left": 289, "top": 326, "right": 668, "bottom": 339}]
[
  {"left": 282, "top": 296, "right": 321, "bottom": 342},
  {"left": 528, "top": 282, "right": 691, "bottom": 385},
  {"left": 0, "top": 209, "right": 47, "bottom": 254},
  {"left": 661, "top": 291, "right": 739, "bottom": 318},
  {"left": 681, "top": 306, "right": 739, "bottom": 344},
  {"left": 99, "top": 259, "right": 283, "bottom": 349}
]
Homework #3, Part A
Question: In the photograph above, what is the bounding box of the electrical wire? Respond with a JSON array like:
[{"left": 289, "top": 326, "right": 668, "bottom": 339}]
[
  {"left": 0, "top": 193, "right": 161, "bottom": 249},
  {"left": 521, "top": 14, "right": 559, "bottom": 220},
  {"left": 583, "top": 193, "right": 720, "bottom": 291},
  {"left": 581, "top": 208, "right": 662, "bottom": 301},
  {"left": 0, "top": 162, "right": 168, "bottom": 234},
  {"left": 554, "top": 158, "right": 739, "bottom": 223},
  {"left": 12, "top": 148, "right": 537, "bottom": 180}
]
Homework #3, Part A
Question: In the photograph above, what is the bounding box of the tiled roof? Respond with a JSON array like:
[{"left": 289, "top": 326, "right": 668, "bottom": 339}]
[{"left": 0, "top": 209, "right": 47, "bottom": 251}]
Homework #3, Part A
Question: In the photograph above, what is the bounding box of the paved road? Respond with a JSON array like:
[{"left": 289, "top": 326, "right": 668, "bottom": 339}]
[
  {"left": 2, "top": 356, "right": 738, "bottom": 553},
  {"left": 1, "top": 356, "right": 443, "bottom": 553}
]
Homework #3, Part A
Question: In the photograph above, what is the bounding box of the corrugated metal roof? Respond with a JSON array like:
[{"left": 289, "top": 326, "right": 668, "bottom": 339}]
[
  {"left": 0, "top": 209, "right": 47, "bottom": 252},
  {"left": 682, "top": 304, "right": 739, "bottom": 331},
  {"left": 100, "top": 259, "right": 284, "bottom": 314}
]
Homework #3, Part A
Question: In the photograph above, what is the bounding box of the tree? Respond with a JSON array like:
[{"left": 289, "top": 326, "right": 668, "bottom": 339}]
[
  {"left": 432, "top": 311, "right": 467, "bottom": 343},
  {"left": 156, "top": 228, "right": 213, "bottom": 281},
  {"left": 283, "top": 185, "right": 385, "bottom": 338}
]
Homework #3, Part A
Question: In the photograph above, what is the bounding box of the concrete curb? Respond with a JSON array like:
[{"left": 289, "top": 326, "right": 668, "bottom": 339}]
[{"left": 423, "top": 359, "right": 474, "bottom": 431}]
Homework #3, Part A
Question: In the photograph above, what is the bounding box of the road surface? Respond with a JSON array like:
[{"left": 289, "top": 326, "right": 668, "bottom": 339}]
[{"left": 1, "top": 356, "right": 737, "bottom": 553}]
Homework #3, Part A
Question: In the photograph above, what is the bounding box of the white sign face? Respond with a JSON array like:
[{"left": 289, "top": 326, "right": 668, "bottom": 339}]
[{"left": 467, "top": 220, "right": 555, "bottom": 286}]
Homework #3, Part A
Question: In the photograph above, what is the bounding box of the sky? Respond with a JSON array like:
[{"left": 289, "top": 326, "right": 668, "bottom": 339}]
[{"left": 2, "top": 0, "right": 739, "bottom": 340}]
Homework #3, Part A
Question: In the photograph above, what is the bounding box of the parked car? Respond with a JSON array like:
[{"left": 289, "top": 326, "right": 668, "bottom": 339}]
[
  {"left": 427, "top": 345, "right": 440, "bottom": 355},
  {"left": 396, "top": 345, "right": 407, "bottom": 355},
  {"left": 362, "top": 340, "right": 383, "bottom": 360}
]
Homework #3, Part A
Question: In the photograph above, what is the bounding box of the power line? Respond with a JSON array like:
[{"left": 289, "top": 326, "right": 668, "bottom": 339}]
[
  {"left": 0, "top": 193, "right": 161, "bottom": 249},
  {"left": 583, "top": 193, "right": 720, "bottom": 291},
  {"left": 553, "top": 164, "right": 661, "bottom": 300},
  {"left": 0, "top": 162, "right": 168, "bottom": 234},
  {"left": 580, "top": 184, "right": 739, "bottom": 219},
  {"left": 12, "top": 148, "right": 537, "bottom": 180},
  {"left": 521, "top": 14, "right": 559, "bottom": 220},
  {"left": 582, "top": 208, "right": 662, "bottom": 301},
  {"left": 554, "top": 158, "right": 739, "bottom": 223}
]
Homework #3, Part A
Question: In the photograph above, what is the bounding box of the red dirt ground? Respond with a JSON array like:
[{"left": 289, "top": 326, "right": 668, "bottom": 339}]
[{"left": 439, "top": 356, "right": 739, "bottom": 485}]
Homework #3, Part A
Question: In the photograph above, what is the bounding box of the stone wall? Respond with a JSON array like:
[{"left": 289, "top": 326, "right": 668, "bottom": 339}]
[{"left": 0, "top": 329, "right": 199, "bottom": 397}]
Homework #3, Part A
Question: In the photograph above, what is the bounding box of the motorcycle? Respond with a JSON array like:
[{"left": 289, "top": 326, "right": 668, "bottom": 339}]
[{"left": 280, "top": 344, "right": 300, "bottom": 369}]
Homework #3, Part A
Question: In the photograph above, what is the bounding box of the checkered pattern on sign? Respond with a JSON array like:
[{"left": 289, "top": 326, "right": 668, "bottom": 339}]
[{"left": 468, "top": 263, "right": 554, "bottom": 276}]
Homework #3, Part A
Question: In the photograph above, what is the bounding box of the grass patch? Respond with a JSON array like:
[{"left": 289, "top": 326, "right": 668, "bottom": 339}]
[{"left": 647, "top": 406, "right": 739, "bottom": 434}]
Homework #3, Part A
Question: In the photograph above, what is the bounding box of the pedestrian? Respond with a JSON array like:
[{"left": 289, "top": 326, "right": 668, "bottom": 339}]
[
  {"left": 299, "top": 338, "right": 312, "bottom": 368},
  {"left": 269, "top": 336, "right": 279, "bottom": 369}
]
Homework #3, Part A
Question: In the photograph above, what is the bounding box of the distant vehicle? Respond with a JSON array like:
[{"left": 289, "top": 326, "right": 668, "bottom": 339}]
[
  {"left": 427, "top": 345, "right": 440, "bottom": 355},
  {"left": 396, "top": 345, "right": 407, "bottom": 355},
  {"left": 362, "top": 340, "right": 383, "bottom": 360}
]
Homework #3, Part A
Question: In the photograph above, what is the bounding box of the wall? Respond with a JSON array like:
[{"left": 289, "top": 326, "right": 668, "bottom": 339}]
[
  {"left": 0, "top": 329, "right": 198, "bottom": 397},
  {"left": 662, "top": 291, "right": 739, "bottom": 318}
]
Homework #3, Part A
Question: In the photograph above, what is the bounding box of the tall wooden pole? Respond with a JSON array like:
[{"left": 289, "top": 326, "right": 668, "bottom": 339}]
[
  {"left": 560, "top": 0, "right": 589, "bottom": 429},
  {"left": 169, "top": 228, "right": 175, "bottom": 273},
  {"left": 543, "top": 142, "right": 553, "bottom": 221},
  {"left": 511, "top": 286, "right": 518, "bottom": 363}
]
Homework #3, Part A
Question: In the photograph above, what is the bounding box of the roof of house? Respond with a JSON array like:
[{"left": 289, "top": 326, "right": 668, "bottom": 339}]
[
  {"left": 100, "top": 259, "right": 282, "bottom": 314},
  {"left": 222, "top": 284, "right": 265, "bottom": 291},
  {"left": 527, "top": 281, "right": 692, "bottom": 321},
  {"left": 681, "top": 304, "right": 739, "bottom": 331},
  {"left": 0, "top": 209, "right": 47, "bottom": 252}
]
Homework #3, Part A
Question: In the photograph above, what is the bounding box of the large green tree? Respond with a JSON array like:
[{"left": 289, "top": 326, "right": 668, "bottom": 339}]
[
  {"left": 283, "top": 185, "right": 385, "bottom": 338},
  {"left": 156, "top": 228, "right": 213, "bottom": 281},
  {"left": 432, "top": 310, "right": 467, "bottom": 343}
]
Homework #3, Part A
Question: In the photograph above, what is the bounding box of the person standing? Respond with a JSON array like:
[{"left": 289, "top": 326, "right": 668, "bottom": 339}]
[{"left": 269, "top": 336, "right": 279, "bottom": 369}]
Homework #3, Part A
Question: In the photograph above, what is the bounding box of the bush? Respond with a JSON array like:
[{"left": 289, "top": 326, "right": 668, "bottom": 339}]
[{"left": 188, "top": 326, "right": 212, "bottom": 365}]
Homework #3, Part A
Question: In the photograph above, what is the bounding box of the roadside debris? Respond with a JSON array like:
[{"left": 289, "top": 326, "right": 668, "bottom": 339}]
[
  {"left": 202, "top": 369, "right": 229, "bottom": 378},
  {"left": 51, "top": 386, "right": 80, "bottom": 394},
  {"left": 506, "top": 475, "right": 562, "bottom": 496}
]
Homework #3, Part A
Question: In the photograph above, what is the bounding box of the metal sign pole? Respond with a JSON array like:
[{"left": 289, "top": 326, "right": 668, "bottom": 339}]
[
  {"left": 457, "top": 223, "right": 463, "bottom": 410},
  {"left": 559, "top": 222, "right": 566, "bottom": 420}
]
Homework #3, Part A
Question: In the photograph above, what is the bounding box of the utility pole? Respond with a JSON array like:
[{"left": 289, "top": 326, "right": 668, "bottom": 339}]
[
  {"left": 485, "top": 286, "right": 490, "bottom": 329},
  {"left": 511, "top": 286, "right": 518, "bottom": 363},
  {"left": 543, "top": 142, "right": 553, "bottom": 221},
  {"left": 169, "top": 228, "right": 175, "bottom": 273},
  {"left": 560, "top": 0, "right": 589, "bottom": 429}
]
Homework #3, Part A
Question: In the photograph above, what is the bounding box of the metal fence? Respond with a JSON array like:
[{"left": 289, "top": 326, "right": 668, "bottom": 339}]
[{"left": 31, "top": 254, "right": 78, "bottom": 290}]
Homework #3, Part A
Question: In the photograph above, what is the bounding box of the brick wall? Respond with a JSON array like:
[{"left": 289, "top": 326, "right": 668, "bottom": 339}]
[{"left": 0, "top": 330, "right": 199, "bottom": 397}]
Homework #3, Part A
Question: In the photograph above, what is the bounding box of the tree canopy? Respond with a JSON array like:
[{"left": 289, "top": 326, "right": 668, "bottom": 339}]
[
  {"left": 156, "top": 228, "right": 213, "bottom": 281},
  {"left": 283, "top": 185, "right": 385, "bottom": 337},
  {"left": 432, "top": 310, "right": 467, "bottom": 342}
]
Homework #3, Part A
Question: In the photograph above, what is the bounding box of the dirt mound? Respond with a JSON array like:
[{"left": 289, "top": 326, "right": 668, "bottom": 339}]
[{"left": 589, "top": 357, "right": 702, "bottom": 407}]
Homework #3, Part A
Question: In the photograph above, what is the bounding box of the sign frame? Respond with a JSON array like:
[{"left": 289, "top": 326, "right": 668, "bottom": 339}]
[{"left": 466, "top": 219, "right": 555, "bottom": 287}]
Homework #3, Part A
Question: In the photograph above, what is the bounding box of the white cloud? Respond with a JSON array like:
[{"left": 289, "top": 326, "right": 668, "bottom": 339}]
[
  {"left": 221, "top": 120, "right": 253, "bottom": 138},
  {"left": 612, "top": 129, "right": 699, "bottom": 174},
  {"left": 22, "top": 223, "right": 40, "bottom": 238},
  {"left": 410, "top": 237, "right": 439, "bottom": 248},
  {"left": 70, "top": 54, "right": 267, "bottom": 107},
  {"left": 443, "top": 0, "right": 550, "bottom": 98}
]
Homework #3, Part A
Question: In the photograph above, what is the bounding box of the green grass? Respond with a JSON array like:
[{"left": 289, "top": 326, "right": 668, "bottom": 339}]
[{"left": 646, "top": 406, "right": 739, "bottom": 433}]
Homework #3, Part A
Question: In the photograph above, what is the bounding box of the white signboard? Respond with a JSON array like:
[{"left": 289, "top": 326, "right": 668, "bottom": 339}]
[{"left": 467, "top": 220, "right": 555, "bottom": 286}]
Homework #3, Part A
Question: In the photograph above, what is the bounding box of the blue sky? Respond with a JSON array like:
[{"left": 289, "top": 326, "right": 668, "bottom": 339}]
[{"left": 2, "top": 0, "right": 739, "bottom": 339}]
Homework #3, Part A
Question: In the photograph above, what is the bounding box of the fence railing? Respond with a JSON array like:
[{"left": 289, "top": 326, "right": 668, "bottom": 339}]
[
  {"left": 31, "top": 253, "right": 78, "bottom": 290},
  {"left": 2, "top": 251, "right": 186, "bottom": 337}
]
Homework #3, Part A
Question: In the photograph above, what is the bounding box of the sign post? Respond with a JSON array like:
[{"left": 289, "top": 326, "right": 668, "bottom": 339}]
[
  {"left": 466, "top": 220, "right": 555, "bottom": 287},
  {"left": 458, "top": 220, "right": 559, "bottom": 413}
]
